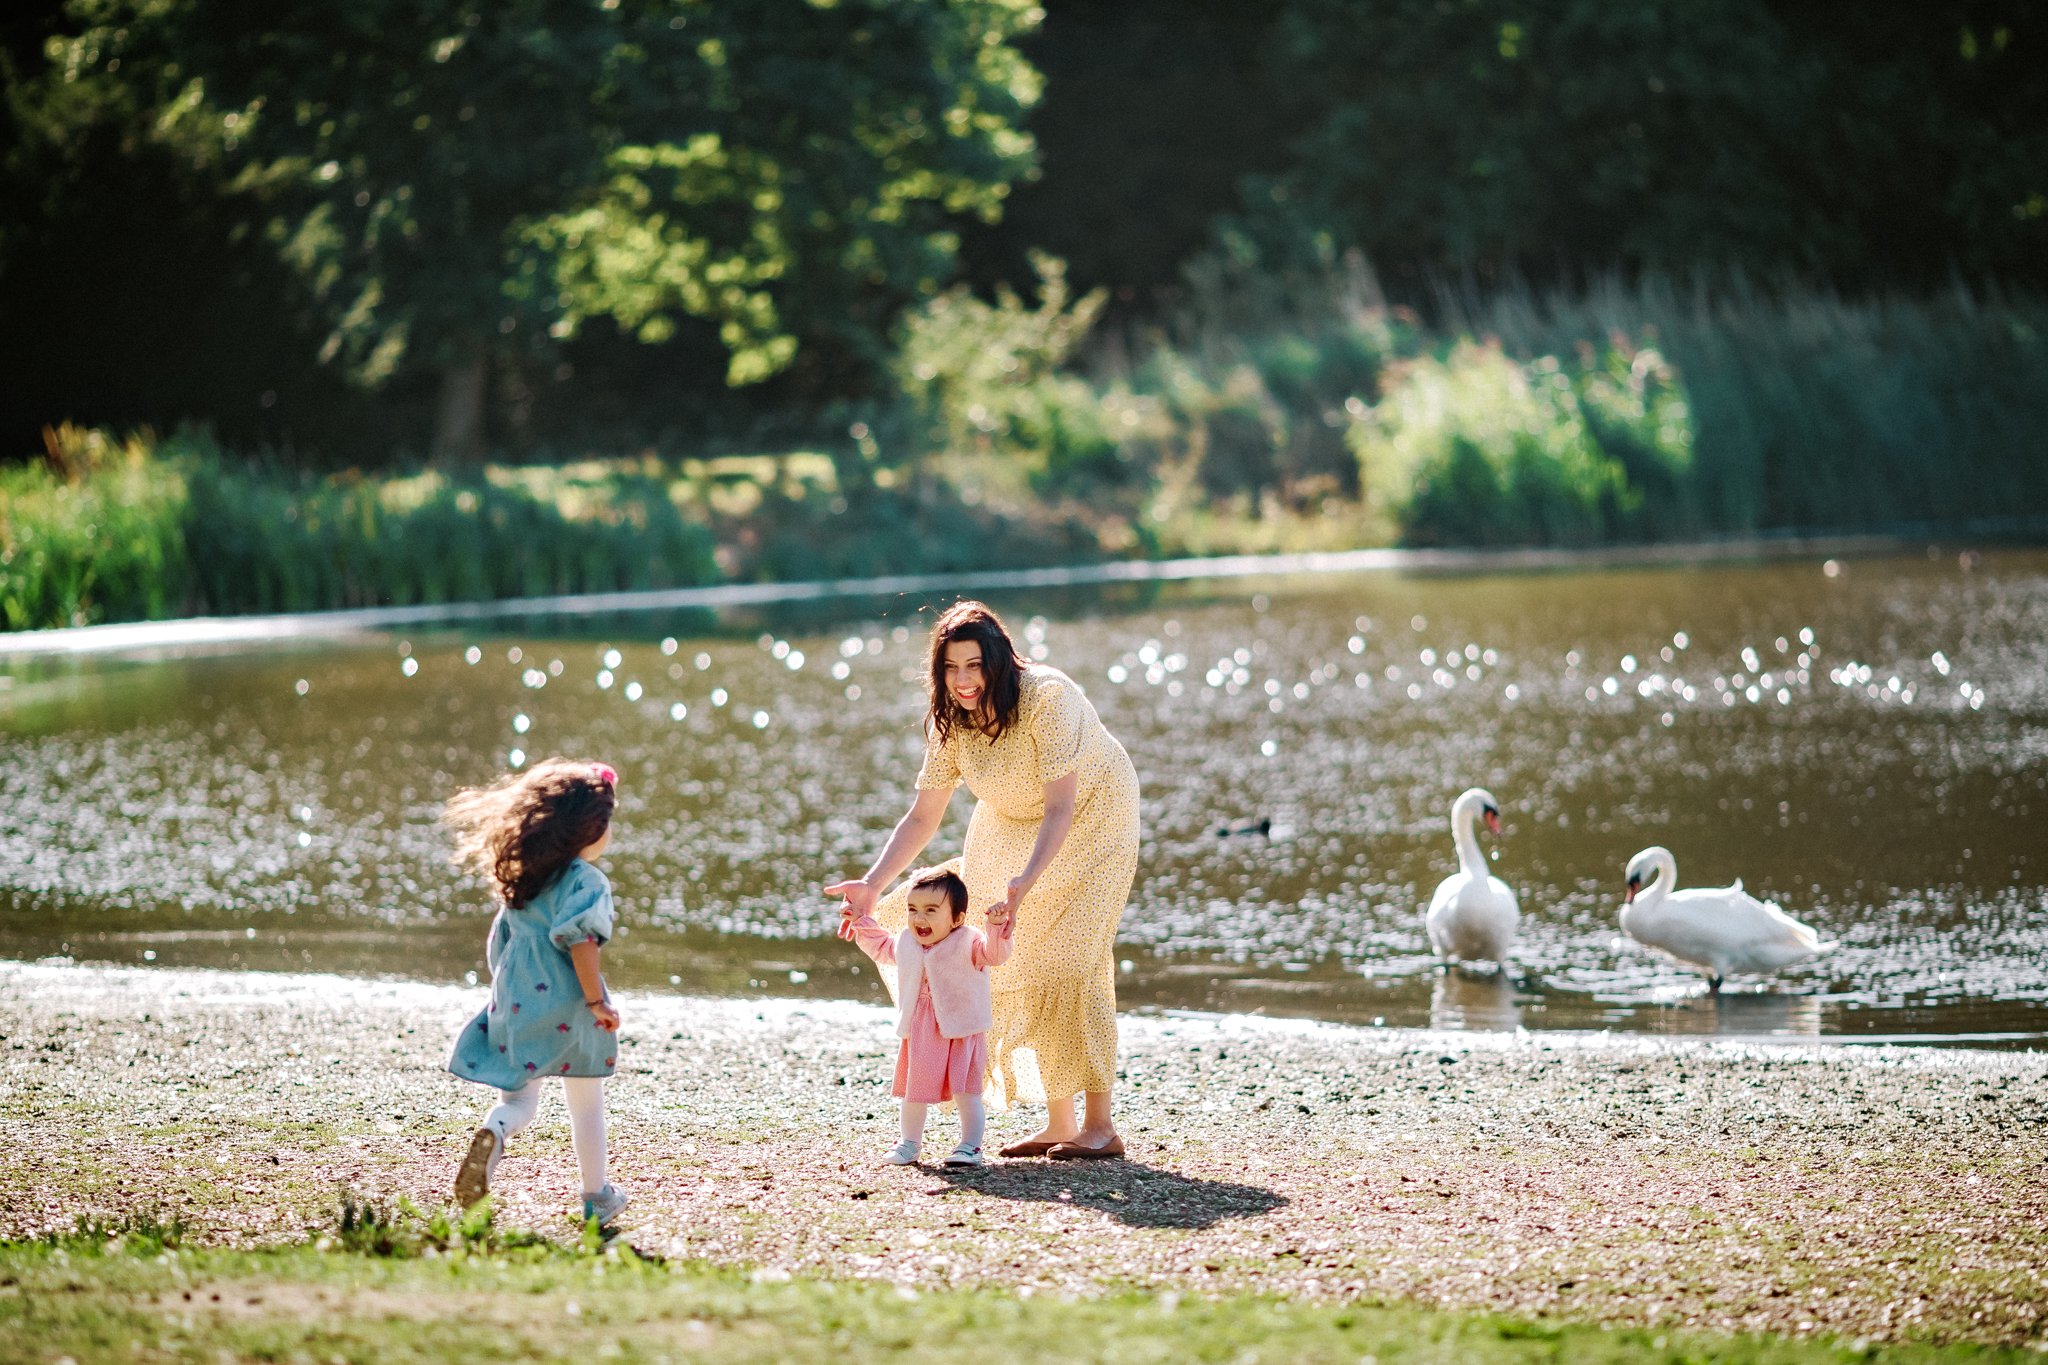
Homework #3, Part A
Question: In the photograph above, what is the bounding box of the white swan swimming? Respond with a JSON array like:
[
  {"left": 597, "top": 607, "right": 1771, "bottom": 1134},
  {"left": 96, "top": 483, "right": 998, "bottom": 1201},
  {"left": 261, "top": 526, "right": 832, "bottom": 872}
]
[
  {"left": 1424, "top": 788, "right": 1519, "bottom": 969},
  {"left": 1620, "top": 846, "right": 1834, "bottom": 991}
]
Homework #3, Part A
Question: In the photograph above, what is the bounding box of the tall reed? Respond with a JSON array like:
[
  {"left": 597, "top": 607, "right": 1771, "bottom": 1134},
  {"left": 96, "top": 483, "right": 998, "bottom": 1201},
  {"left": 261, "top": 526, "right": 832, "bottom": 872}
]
[
  {"left": 1435, "top": 276, "right": 2048, "bottom": 536},
  {"left": 0, "top": 431, "right": 721, "bottom": 630},
  {"left": 0, "top": 426, "right": 190, "bottom": 630}
]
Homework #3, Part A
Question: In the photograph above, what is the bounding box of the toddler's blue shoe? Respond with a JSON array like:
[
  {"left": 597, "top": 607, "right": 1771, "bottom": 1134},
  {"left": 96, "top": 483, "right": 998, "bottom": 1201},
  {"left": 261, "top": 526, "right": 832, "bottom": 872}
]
[{"left": 582, "top": 1183, "right": 629, "bottom": 1226}]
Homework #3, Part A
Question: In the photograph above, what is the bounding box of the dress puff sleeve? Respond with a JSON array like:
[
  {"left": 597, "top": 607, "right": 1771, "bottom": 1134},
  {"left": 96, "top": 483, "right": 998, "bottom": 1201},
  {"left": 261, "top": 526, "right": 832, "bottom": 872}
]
[
  {"left": 1029, "top": 671, "right": 1085, "bottom": 785},
  {"left": 547, "top": 861, "right": 616, "bottom": 950},
  {"left": 914, "top": 720, "right": 962, "bottom": 791}
]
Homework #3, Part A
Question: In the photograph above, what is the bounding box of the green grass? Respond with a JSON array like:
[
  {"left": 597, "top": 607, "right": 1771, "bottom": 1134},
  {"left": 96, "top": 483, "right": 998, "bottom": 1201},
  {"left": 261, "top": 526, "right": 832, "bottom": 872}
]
[{"left": 3, "top": 1213, "right": 2020, "bottom": 1365}]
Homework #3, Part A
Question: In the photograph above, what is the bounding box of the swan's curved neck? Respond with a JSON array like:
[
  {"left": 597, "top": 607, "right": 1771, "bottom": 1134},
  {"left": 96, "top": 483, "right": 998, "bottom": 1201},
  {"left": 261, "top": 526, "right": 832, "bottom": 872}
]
[
  {"left": 1451, "top": 804, "right": 1489, "bottom": 878},
  {"left": 1632, "top": 851, "right": 1677, "bottom": 911}
]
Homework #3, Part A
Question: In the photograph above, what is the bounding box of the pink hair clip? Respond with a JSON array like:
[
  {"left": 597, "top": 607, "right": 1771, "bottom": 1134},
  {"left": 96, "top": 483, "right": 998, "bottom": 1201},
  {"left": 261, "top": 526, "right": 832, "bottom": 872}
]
[{"left": 592, "top": 763, "right": 618, "bottom": 787}]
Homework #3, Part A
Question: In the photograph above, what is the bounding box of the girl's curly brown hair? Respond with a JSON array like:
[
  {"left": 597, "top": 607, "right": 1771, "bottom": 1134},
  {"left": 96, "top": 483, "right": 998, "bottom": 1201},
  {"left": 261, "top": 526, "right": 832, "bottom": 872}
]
[{"left": 443, "top": 758, "right": 616, "bottom": 909}]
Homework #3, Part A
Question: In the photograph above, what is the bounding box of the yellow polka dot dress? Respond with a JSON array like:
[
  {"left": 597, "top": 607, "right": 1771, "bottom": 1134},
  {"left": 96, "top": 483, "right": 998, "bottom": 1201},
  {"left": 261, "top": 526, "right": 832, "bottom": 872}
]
[{"left": 874, "top": 665, "right": 1140, "bottom": 1109}]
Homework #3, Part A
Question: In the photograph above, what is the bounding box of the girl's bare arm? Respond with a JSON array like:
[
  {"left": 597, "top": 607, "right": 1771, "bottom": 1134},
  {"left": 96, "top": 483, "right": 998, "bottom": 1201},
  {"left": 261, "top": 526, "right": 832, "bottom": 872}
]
[{"left": 568, "top": 939, "right": 620, "bottom": 1031}]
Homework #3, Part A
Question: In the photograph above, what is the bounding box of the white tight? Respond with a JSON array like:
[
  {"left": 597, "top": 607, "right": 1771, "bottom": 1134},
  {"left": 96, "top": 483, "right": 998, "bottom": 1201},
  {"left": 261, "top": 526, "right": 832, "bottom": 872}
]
[
  {"left": 483, "top": 1077, "right": 608, "bottom": 1194},
  {"left": 901, "top": 1094, "right": 986, "bottom": 1150}
]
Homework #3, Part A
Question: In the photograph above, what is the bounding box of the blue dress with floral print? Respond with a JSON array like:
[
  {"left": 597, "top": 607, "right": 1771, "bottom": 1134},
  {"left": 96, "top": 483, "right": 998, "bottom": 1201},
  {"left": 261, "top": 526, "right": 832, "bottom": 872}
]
[{"left": 447, "top": 859, "right": 618, "bottom": 1090}]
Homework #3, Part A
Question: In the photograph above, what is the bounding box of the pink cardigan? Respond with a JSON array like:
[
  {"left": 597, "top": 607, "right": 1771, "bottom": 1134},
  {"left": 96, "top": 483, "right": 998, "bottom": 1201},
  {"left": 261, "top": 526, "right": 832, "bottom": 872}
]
[{"left": 849, "top": 914, "right": 1014, "bottom": 1040}]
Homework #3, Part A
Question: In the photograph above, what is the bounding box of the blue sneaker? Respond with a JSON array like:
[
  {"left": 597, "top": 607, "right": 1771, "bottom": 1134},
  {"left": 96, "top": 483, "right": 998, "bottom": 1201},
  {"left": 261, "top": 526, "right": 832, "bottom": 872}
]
[{"left": 582, "top": 1183, "right": 629, "bottom": 1226}]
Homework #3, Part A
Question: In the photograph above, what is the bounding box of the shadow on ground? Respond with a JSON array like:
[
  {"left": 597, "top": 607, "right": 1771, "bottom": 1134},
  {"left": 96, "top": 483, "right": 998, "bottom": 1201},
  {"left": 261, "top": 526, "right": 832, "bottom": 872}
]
[{"left": 929, "top": 1160, "right": 1285, "bottom": 1230}]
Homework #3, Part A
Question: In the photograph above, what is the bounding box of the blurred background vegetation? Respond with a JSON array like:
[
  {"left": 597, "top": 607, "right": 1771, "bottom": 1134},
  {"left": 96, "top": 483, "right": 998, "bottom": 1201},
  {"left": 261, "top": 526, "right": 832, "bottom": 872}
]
[{"left": 2, "top": 0, "right": 2044, "bottom": 627}]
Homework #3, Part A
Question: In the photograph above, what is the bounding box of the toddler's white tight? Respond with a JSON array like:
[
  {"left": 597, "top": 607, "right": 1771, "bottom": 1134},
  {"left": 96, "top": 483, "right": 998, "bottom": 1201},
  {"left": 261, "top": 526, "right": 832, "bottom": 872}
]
[
  {"left": 483, "top": 1077, "right": 608, "bottom": 1194},
  {"left": 900, "top": 1094, "right": 986, "bottom": 1150}
]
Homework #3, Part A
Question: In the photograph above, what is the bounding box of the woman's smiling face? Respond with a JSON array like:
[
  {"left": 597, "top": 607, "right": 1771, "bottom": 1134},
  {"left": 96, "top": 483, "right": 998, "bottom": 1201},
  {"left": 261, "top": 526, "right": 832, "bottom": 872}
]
[{"left": 943, "top": 639, "right": 986, "bottom": 715}]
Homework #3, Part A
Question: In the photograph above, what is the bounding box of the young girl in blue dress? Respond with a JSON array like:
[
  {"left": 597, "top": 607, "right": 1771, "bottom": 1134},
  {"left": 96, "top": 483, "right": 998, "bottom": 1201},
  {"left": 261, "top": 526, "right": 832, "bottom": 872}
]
[{"left": 444, "top": 757, "right": 628, "bottom": 1226}]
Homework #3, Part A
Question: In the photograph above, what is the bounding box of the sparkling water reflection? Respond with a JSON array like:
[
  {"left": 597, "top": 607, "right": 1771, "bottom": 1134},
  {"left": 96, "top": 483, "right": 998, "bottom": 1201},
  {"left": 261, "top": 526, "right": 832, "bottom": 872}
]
[{"left": 3, "top": 549, "right": 2045, "bottom": 1045}]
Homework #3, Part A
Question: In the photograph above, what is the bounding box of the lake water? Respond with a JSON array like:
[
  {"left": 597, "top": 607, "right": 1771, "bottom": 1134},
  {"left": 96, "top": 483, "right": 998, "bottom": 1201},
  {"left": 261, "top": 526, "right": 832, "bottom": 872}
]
[{"left": 4, "top": 548, "right": 2044, "bottom": 1047}]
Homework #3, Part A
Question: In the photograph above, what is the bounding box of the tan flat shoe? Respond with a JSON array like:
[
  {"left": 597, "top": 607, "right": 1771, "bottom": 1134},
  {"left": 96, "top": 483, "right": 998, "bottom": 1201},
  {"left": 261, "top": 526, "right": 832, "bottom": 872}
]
[
  {"left": 1047, "top": 1136, "right": 1125, "bottom": 1161},
  {"left": 998, "top": 1138, "right": 1061, "bottom": 1158}
]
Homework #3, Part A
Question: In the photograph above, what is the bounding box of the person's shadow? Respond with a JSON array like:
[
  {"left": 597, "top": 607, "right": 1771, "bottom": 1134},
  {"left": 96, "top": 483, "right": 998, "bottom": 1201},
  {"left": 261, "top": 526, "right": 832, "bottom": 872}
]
[{"left": 929, "top": 1159, "right": 1285, "bottom": 1229}]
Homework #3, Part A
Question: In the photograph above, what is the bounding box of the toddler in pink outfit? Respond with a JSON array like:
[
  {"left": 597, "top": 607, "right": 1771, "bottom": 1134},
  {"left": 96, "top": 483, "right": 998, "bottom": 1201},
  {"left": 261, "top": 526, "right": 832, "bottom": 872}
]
[{"left": 840, "top": 866, "right": 1014, "bottom": 1166}]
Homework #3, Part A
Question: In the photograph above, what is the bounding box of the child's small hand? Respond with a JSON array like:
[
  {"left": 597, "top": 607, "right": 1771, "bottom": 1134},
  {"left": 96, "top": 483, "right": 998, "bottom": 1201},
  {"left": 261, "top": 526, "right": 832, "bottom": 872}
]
[
  {"left": 587, "top": 999, "right": 621, "bottom": 1032},
  {"left": 984, "top": 901, "right": 1014, "bottom": 932},
  {"left": 837, "top": 905, "right": 861, "bottom": 941}
]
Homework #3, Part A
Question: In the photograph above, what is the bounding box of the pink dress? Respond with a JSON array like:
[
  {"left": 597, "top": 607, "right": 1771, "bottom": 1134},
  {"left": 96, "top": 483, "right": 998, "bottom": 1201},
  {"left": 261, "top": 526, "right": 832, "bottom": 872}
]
[
  {"left": 895, "top": 977, "right": 988, "bottom": 1103},
  {"left": 849, "top": 916, "right": 1012, "bottom": 1104}
]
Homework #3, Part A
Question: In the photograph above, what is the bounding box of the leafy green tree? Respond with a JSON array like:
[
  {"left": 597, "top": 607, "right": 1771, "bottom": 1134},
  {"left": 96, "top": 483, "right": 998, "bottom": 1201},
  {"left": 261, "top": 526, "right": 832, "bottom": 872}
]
[
  {"left": 48, "top": 0, "right": 1039, "bottom": 455},
  {"left": 1231, "top": 0, "right": 2046, "bottom": 292}
]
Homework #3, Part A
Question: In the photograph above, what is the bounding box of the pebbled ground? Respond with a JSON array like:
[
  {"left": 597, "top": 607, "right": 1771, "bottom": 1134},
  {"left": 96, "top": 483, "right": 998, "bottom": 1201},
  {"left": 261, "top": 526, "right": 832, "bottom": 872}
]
[{"left": 2, "top": 961, "right": 2044, "bottom": 1347}]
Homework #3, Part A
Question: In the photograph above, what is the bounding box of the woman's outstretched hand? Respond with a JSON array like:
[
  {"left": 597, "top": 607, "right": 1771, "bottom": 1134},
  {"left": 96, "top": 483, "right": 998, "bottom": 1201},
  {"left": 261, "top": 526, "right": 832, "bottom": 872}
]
[{"left": 826, "top": 877, "right": 877, "bottom": 936}]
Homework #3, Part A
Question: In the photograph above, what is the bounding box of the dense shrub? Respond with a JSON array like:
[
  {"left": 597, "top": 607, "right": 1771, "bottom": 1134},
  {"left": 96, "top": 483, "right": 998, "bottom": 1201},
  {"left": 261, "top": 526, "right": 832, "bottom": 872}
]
[
  {"left": 1352, "top": 341, "right": 1659, "bottom": 547},
  {"left": 894, "top": 254, "right": 1125, "bottom": 494}
]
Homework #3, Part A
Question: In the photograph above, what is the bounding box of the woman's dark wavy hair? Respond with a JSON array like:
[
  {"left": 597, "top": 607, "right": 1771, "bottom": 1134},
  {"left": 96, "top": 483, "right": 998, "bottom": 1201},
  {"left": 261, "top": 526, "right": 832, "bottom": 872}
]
[
  {"left": 925, "top": 599, "right": 1024, "bottom": 746},
  {"left": 443, "top": 757, "right": 616, "bottom": 909}
]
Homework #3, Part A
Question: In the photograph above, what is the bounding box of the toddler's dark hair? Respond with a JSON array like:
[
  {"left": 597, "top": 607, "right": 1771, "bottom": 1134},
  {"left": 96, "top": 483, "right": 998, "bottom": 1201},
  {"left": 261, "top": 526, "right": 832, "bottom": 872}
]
[
  {"left": 444, "top": 758, "right": 616, "bottom": 908},
  {"left": 908, "top": 866, "right": 969, "bottom": 922}
]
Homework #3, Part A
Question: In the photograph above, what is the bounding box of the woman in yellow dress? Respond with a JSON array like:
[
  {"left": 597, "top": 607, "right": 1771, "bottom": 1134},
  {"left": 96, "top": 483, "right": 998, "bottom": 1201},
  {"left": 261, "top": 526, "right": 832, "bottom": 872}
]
[{"left": 827, "top": 600, "right": 1141, "bottom": 1159}]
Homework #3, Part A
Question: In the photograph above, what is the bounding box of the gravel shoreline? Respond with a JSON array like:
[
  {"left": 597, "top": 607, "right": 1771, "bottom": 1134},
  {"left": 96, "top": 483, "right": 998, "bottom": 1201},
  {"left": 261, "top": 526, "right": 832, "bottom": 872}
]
[{"left": 4, "top": 961, "right": 2044, "bottom": 1346}]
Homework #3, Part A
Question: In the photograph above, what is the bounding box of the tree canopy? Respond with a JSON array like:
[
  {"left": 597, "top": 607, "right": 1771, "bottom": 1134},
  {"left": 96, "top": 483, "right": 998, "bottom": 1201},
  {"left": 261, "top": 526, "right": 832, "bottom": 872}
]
[
  {"left": 1211, "top": 0, "right": 2046, "bottom": 293},
  {"left": 2, "top": 0, "right": 2042, "bottom": 458},
  {"left": 42, "top": 0, "right": 1039, "bottom": 451}
]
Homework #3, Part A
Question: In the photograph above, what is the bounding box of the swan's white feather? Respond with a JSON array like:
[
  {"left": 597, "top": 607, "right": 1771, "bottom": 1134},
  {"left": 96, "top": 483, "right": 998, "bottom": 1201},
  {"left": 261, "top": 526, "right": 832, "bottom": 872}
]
[
  {"left": 1424, "top": 788, "right": 1518, "bottom": 966},
  {"left": 1620, "top": 848, "right": 1831, "bottom": 981},
  {"left": 1426, "top": 870, "right": 1519, "bottom": 963}
]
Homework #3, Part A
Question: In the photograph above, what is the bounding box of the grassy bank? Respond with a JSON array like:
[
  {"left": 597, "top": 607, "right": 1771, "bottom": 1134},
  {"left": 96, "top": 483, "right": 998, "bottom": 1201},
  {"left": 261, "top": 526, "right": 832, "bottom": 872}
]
[
  {"left": 0, "top": 427, "right": 1095, "bottom": 630},
  {"left": 6, "top": 271, "right": 2046, "bottom": 631},
  {"left": 5, "top": 1217, "right": 2019, "bottom": 1365}
]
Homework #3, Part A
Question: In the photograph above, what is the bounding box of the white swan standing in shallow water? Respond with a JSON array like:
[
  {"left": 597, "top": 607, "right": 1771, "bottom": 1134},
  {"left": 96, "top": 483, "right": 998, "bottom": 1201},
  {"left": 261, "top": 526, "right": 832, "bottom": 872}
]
[
  {"left": 1620, "top": 846, "right": 1835, "bottom": 992},
  {"left": 1424, "top": 788, "right": 1519, "bottom": 969}
]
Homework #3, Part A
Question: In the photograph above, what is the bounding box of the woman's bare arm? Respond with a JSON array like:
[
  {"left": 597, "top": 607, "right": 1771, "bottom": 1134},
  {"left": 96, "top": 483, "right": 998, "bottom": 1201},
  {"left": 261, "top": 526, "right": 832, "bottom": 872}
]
[
  {"left": 996, "top": 771, "right": 1079, "bottom": 918},
  {"left": 825, "top": 784, "right": 955, "bottom": 919}
]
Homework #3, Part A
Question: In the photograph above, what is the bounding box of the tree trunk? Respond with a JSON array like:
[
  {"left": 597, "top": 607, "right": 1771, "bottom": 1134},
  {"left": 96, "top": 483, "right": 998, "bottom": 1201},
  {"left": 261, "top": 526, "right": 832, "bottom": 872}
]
[{"left": 432, "top": 348, "right": 488, "bottom": 460}]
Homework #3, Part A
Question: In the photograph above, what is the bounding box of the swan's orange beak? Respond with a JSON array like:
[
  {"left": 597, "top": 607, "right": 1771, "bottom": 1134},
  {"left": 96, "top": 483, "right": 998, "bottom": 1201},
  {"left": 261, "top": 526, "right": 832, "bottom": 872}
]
[{"left": 1482, "top": 808, "right": 1501, "bottom": 836}]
